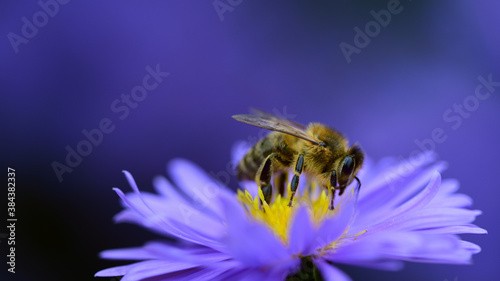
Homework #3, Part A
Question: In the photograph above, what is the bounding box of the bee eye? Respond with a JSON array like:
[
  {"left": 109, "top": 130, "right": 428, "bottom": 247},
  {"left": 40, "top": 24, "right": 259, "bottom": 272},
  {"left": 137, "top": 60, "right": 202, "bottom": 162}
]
[{"left": 339, "top": 155, "right": 355, "bottom": 185}]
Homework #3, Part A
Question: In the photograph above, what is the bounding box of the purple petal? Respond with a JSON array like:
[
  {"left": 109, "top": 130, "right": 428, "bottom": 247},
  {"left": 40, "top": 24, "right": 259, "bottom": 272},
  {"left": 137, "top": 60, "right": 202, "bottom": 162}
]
[
  {"left": 325, "top": 232, "right": 400, "bottom": 263},
  {"left": 153, "top": 175, "right": 192, "bottom": 204},
  {"left": 329, "top": 259, "right": 404, "bottom": 271},
  {"left": 168, "top": 159, "right": 235, "bottom": 219},
  {"left": 112, "top": 188, "right": 223, "bottom": 248},
  {"left": 140, "top": 268, "right": 205, "bottom": 281},
  {"left": 170, "top": 267, "right": 231, "bottom": 281},
  {"left": 266, "top": 258, "right": 301, "bottom": 281},
  {"left": 416, "top": 224, "right": 487, "bottom": 235},
  {"left": 359, "top": 152, "right": 437, "bottom": 199},
  {"left": 221, "top": 196, "right": 290, "bottom": 267},
  {"left": 122, "top": 190, "right": 225, "bottom": 239},
  {"left": 113, "top": 187, "right": 152, "bottom": 219},
  {"left": 313, "top": 259, "right": 352, "bottom": 281},
  {"left": 120, "top": 260, "right": 199, "bottom": 281},
  {"left": 239, "top": 180, "right": 258, "bottom": 198},
  {"left": 113, "top": 209, "right": 171, "bottom": 237},
  {"left": 430, "top": 193, "right": 473, "bottom": 208},
  {"left": 95, "top": 263, "right": 136, "bottom": 277},
  {"left": 100, "top": 241, "right": 230, "bottom": 264},
  {"left": 230, "top": 258, "right": 299, "bottom": 281},
  {"left": 232, "top": 270, "right": 274, "bottom": 281},
  {"left": 373, "top": 208, "right": 482, "bottom": 233},
  {"left": 314, "top": 194, "right": 355, "bottom": 251},
  {"left": 167, "top": 218, "right": 226, "bottom": 251},
  {"left": 328, "top": 232, "right": 473, "bottom": 265},
  {"left": 460, "top": 240, "right": 482, "bottom": 254},
  {"left": 288, "top": 206, "right": 316, "bottom": 256},
  {"left": 100, "top": 247, "right": 161, "bottom": 260},
  {"left": 378, "top": 233, "right": 473, "bottom": 264},
  {"left": 212, "top": 267, "right": 247, "bottom": 281},
  {"left": 355, "top": 162, "right": 446, "bottom": 228},
  {"left": 435, "top": 178, "right": 460, "bottom": 195},
  {"left": 144, "top": 260, "right": 240, "bottom": 281},
  {"left": 385, "top": 171, "right": 441, "bottom": 219}
]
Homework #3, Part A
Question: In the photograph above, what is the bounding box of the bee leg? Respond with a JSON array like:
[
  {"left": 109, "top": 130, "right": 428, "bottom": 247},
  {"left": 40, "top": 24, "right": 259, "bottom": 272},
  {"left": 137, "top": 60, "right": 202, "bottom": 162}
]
[
  {"left": 329, "top": 188, "right": 336, "bottom": 210},
  {"left": 329, "top": 171, "right": 338, "bottom": 210},
  {"left": 288, "top": 154, "right": 304, "bottom": 207},
  {"left": 256, "top": 153, "right": 276, "bottom": 205},
  {"left": 330, "top": 186, "right": 347, "bottom": 210},
  {"left": 261, "top": 184, "right": 273, "bottom": 206}
]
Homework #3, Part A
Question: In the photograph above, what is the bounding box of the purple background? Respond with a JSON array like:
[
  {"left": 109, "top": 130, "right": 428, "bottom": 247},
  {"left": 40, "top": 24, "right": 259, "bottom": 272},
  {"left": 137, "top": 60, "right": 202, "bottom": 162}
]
[{"left": 1, "top": 1, "right": 499, "bottom": 280}]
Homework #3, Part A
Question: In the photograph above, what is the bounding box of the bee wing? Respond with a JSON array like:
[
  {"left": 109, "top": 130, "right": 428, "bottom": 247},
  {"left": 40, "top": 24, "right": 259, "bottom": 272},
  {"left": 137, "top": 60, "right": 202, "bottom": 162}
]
[
  {"left": 232, "top": 113, "right": 321, "bottom": 145},
  {"left": 249, "top": 108, "right": 308, "bottom": 130}
]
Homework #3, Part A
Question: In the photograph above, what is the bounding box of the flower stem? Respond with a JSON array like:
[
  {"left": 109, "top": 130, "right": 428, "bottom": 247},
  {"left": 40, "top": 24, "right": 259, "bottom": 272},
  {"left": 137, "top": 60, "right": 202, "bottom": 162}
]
[{"left": 286, "top": 256, "right": 324, "bottom": 281}]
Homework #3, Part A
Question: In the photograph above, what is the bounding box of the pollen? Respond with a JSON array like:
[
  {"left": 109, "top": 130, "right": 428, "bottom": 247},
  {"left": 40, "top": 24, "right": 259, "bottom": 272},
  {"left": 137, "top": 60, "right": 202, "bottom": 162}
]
[{"left": 236, "top": 183, "right": 344, "bottom": 245}]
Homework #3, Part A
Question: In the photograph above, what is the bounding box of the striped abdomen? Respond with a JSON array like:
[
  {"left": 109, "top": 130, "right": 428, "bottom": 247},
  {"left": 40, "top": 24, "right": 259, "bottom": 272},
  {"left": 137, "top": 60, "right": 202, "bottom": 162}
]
[{"left": 236, "top": 132, "right": 294, "bottom": 181}]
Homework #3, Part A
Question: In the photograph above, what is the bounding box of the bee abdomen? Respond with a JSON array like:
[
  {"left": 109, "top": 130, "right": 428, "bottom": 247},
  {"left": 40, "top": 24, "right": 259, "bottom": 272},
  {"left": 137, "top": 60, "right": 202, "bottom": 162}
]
[{"left": 237, "top": 136, "right": 275, "bottom": 180}]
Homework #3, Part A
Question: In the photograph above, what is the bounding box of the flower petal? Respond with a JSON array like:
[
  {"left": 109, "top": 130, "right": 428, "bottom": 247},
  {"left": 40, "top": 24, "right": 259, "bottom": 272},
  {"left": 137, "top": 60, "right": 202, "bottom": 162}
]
[
  {"left": 430, "top": 193, "right": 473, "bottom": 208},
  {"left": 359, "top": 151, "right": 436, "bottom": 199},
  {"left": 354, "top": 161, "right": 447, "bottom": 229},
  {"left": 142, "top": 260, "right": 240, "bottom": 281},
  {"left": 331, "top": 259, "right": 404, "bottom": 271},
  {"left": 384, "top": 171, "right": 441, "bottom": 220},
  {"left": 239, "top": 180, "right": 259, "bottom": 198},
  {"left": 378, "top": 233, "right": 473, "bottom": 264},
  {"left": 416, "top": 224, "right": 487, "bottom": 235},
  {"left": 168, "top": 159, "right": 235, "bottom": 219},
  {"left": 153, "top": 175, "right": 192, "bottom": 203},
  {"left": 95, "top": 263, "right": 135, "bottom": 277},
  {"left": 100, "top": 247, "right": 160, "bottom": 261},
  {"left": 314, "top": 193, "right": 356, "bottom": 251},
  {"left": 112, "top": 188, "right": 223, "bottom": 248},
  {"left": 100, "top": 241, "right": 230, "bottom": 265},
  {"left": 313, "top": 259, "right": 352, "bottom": 281},
  {"left": 325, "top": 232, "right": 400, "bottom": 263},
  {"left": 119, "top": 189, "right": 225, "bottom": 238},
  {"left": 221, "top": 196, "right": 291, "bottom": 267},
  {"left": 120, "top": 260, "right": 199, "bottom": 281},
  {"left": 288, "top": 206, "right": 316, "bottom": 255},
  {"left": 370, "top": 208, "right": 483, "bottom": 233},
  {"left": 460, "top": 240, "right": 482, "bottom": 254},
  {"left": 435, "top": 178, "right": 460, "bottom": 195},
  {"left": 328, "top": 232, "right": 473, "bottom": 265}
]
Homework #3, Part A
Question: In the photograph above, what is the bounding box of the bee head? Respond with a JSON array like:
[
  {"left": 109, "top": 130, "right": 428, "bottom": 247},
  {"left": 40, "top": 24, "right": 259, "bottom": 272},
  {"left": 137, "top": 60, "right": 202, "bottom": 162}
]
[{"left": 330, "top": 145, "right": 364, "bottom": 195}]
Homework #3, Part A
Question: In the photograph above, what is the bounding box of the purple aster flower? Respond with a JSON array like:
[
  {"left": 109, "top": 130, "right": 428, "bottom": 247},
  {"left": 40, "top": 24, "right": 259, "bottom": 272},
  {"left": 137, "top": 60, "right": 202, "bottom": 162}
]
[{"left": 96, "top": 143, "right": 485, "bottom": 281}]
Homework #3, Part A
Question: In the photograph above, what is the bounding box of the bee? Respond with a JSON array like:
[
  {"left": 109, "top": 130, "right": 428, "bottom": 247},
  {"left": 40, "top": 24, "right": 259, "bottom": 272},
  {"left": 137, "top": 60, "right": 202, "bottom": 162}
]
[{"left": 233, "top": 109, "right": 364, "bottom": 210}]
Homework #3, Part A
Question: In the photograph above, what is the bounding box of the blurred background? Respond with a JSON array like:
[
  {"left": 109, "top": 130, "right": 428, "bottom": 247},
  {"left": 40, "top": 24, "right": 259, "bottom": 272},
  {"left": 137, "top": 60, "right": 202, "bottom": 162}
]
[{"left": 1, "top": 0, "right": 498, "bottom": 280}]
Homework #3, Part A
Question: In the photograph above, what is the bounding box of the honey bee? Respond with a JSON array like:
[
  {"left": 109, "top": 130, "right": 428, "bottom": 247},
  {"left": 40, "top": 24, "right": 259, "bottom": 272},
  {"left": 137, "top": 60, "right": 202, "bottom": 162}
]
[{"left": 233, "top": 109, "right": 364, "bottom": 210}]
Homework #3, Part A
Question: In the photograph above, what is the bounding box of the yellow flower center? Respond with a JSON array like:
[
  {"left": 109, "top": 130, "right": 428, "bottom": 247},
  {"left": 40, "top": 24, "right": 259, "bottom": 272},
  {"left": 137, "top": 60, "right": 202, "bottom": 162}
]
[{"left": 236, "top": 183, "right": 364, "bottom": 249}]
